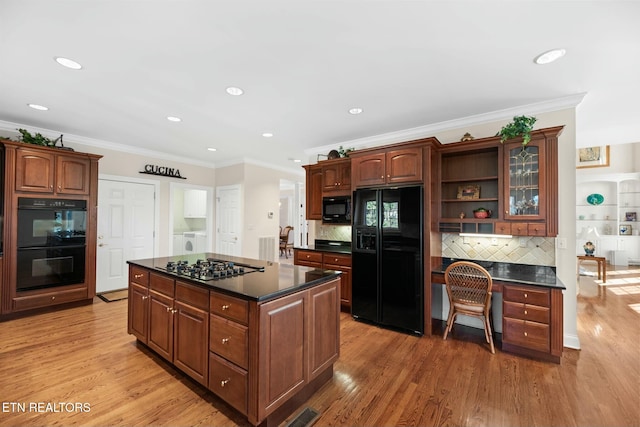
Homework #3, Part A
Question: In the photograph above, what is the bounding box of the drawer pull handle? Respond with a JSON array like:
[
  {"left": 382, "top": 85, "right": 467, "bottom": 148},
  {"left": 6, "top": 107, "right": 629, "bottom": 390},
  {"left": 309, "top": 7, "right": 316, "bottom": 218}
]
[
  {"left": 221, "top": 338, "right": 229, "bottom": 344},
  {"left": 134, "top": 273, "right": 144, "bottom": 279},
  {"left": 221, "top": 379, "right": 230, "bottom": 387},
  {"left": 222, "top": 304, "right": 230, "bottom": 310}
]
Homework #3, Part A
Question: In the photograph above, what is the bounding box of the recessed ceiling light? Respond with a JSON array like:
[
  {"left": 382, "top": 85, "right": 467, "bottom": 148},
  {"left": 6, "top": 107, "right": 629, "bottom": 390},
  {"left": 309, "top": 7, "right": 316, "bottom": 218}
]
[
  {"left": 293, "top": 159, "right": 301, "bottom": 163},
  {"left": 28, "top": 103, "right": 49, "bottom": 111},
  {"left": 349, "top": 107, "right": 363, "bottom": 115},
  {"left": 534, "top": 49, "right": 566, "bottom": 65},
  {"left": 167, "top": 116, "right": 182, "bottom": 122},
  {"left": 226, "top": 86, "right": 244, "bottom": 96},
  {"left": 54, "top": 56, "right": 82, "bottom": 70},
  {"left": 207, "top": 148, "right": 217, "bottom": 152},
  {"left": 262, "top": 132, "right": 273, "bottom": 138}
]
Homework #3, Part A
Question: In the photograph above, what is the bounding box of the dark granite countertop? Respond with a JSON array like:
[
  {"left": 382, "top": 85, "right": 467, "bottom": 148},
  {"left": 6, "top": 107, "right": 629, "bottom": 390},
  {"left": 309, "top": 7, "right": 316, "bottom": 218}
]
[
  {"left": 432, "top": 257, "right": 565, "bottom": 290},
  {"left": 295, "top": 240, "right": 352, "bottom": 254},
  {"left": 127, "top": 253, "right": 341, "bottom": 302}
]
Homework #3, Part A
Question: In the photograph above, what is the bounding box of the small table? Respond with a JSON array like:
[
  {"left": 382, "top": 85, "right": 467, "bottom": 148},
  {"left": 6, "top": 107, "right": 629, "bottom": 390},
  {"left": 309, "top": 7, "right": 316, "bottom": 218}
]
[{"left": 577, "top": 255, "right": 607, "bottom": 283}]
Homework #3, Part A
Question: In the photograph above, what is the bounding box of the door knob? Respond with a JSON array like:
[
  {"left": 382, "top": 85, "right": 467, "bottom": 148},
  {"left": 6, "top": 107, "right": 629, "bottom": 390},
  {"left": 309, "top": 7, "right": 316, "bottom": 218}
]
[{"left": 98, "top": 243, "right": 107, "bottom": 247}]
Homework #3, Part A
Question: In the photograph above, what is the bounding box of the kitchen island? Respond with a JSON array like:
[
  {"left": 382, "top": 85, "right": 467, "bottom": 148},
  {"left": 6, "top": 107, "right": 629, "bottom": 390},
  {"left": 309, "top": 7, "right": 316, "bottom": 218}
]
[
  {"left": 431, "top": 257, "right": 565, "bottom": 363},
  {"left": 127, "top": 254, "right": 341, "bottom": 427}
]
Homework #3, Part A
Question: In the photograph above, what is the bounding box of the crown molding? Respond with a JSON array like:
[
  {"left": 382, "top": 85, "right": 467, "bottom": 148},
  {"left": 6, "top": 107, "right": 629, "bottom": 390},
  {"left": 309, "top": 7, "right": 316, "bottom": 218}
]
[
  {"left": 0, "top": 119, "right": 217, "bottom": 169},
  {"left": 306, "top": 93, "right": 587, "bottom": 156}
]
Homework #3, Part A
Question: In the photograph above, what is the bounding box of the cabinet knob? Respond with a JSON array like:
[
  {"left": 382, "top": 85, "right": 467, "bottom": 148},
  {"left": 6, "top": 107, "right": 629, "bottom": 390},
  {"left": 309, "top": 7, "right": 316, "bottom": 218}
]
[
  {"left": 306, "top": 255, "right": 310, "bottom": 258},
  {"left": 524, "top": 293, "right": 528, "bottom": 298},
  {"left": 222, "top": 304, "right": 230, "bottom": 310},
  {"left": 50, "top": 185, "right": 54, "bottom": 189},
  {"left": 58, "top": 185, "right": 61, "bottom": 190},
  {"left": 387, "top": 174, "right": 390, "bottom": 178},
  {"left": 524, "top": 310, "right": 528, "bottom": 315},
  {"left": 221, "top": 338, "right": 229, "bottom": 344},
  {"left": 334, "top": 258, "right": 338, "bottom": 262},
  {"left": 524, "top": 332, "right": 528, "bottom": 337},
  {"left": 220, "top": 379, "right": 230, "bottom": 387},
  {"left": 142, "top": 295, "right": 148, "bottom": 300},
  {"left": 51, "top": 296, "right": 56, "bottom": 300},
  {"left": 166, "top": 307, "right": 171, "bottom": 312},
  {"left": 381, "top": 175, "right": 384, "bottom": 179},
  {"left": 134, "top": 273, "right": 143, "bottom": 279},
  {"left": 505, "top": 210, "right": 508, "bottom": 214}
]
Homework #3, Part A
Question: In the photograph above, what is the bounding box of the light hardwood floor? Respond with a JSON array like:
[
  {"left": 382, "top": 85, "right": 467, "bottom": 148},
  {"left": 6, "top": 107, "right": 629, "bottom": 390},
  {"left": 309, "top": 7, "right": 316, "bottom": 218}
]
[{"left": 0, "top": 264, "right": 638, "bottom": 427}]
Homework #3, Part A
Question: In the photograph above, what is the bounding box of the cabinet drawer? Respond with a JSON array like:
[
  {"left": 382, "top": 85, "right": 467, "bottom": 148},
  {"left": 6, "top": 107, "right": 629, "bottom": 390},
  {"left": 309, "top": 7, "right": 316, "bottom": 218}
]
[
  {"left": 210, "top": 315, "right": 249, "bottom": 369},
  {"left": 503, "top": 318, "right": 550, "bottom": 353},
  {"left": 149, "top": 273, "right": 175, "bottom": 297},
  {"left": 176, "top": 280, "right": 209, "bottom": 310},
  {"left": 528, "top": 223, "right": 546, "bottom": 236},
  {"left": 210, "top": 292, "right": 249, "bottom": 325},
  {"left": 323, "top": 253, "right": 352, "bottom": 268},
  {"left": 130, "top": 266, "right": 150, "bottom": 287},
  {"left": 494, "top": 222, "right": 511, "bottom": 235},
  {"left": 13, "top": 287, "right": 88, "bottom": 311},
  {"left": 503, "top": 286, "right": 549, "bottom": 307},
  {"left": 295, "top": 250, "right": 323, "bottom": 267},
  {"left": 209, "top": 352, "right": 248, "bottom": 415},
  {"left": 503, "top": 301, "right": 550, "bottom": 324}
]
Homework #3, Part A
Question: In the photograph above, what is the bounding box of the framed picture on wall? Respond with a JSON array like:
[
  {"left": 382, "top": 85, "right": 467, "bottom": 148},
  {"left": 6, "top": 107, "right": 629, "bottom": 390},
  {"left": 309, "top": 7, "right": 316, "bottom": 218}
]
[{"left": 576, "top": 145, "right": 610, "bottom": 169}]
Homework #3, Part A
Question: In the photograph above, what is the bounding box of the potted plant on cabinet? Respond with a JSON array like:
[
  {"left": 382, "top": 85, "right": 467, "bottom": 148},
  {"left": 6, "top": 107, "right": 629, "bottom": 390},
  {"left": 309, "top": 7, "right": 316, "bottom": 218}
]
[{"left": 497, "top": 115, "right": 537, "bottom": 146}]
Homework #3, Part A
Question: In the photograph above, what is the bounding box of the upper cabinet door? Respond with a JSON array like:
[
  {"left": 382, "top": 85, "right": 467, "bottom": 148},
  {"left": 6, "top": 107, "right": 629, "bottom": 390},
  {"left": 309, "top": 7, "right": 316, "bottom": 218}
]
[
  {"left": 352, "top": 147, "right": 423, "bottom": 188},
  {"left": 56, "top": 155, "right": 90, "bottom": 195},
  {"left": 15, "top": 148, "right": 55, "bottom": 193},
  {"left": 503, "top": 139, "right": 546, "bottom": 221},
  {"left": 304, "top": 164, "right": 323, "bottom": 220},
  {"left": 351, "top": 153, "right": 386, "bottom": 188},
  {"left": 321, "top": 158, "right": 351, "bottom": 195},
  {"left": 386, "top": 147, "right": 423, "bottom": 185}
]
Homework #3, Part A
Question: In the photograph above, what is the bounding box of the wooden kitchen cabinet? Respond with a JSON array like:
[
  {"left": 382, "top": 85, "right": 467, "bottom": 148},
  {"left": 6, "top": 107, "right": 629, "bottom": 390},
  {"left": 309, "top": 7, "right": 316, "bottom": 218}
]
[
  {"left": 434, "top": 126, "right": 562, "bottom": 236},
  {"left": 209, "top": 290, "right": 249, "bottom": 415},
  {"left": 132, "top": 271, "right": 210, "bottom": 386},
  {"left": 294, "top": 248, "right": 352, "bottom": 310},
  {"left": 502, "top": 284, "right": 563, "bottom": 363},
  {"left": 321, "top": 157, "right": 351, "bottom": 195},
  {"left": 128, "top": 262, "right": 341, "bottom": 427},
  {"left": 303, "top": 163, "right": 323, "bottom": 220},
  {"left": 15, "top": 148, "right": 90, "bottom": 195},
  {"left": 351, "top": 146, "right": 423, "bottom": 188},
  {"left": 323, "top": 253, "right": 352, "bottom": 310},
  {"left": 1, "top": 140, "right": 101, "bottom": 318}
]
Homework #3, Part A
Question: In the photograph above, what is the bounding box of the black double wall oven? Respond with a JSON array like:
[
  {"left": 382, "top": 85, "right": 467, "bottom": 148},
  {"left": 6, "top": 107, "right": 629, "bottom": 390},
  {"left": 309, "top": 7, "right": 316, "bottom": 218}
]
[{"left": 16, "top": 198, "right": 87, "bottom": 292}]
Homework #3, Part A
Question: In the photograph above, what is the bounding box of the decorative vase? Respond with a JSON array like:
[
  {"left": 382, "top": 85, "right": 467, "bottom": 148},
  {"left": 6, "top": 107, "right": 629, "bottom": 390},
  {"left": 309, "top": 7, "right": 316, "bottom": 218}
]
[{"left": 583, "top": 241, "right": 595, "bottom": 256}]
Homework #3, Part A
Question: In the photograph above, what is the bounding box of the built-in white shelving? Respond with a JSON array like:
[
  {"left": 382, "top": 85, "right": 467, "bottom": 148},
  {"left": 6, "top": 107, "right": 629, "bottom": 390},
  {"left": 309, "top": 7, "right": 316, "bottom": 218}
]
[{"left": 576, "top": 173, "right": 640, "bottom": 264}]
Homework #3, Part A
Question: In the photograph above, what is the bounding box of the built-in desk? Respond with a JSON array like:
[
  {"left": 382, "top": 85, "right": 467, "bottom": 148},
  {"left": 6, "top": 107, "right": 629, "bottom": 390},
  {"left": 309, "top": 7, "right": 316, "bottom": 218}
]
[{"left": 431, "top": 258, "right": 565, "bottom": 364}]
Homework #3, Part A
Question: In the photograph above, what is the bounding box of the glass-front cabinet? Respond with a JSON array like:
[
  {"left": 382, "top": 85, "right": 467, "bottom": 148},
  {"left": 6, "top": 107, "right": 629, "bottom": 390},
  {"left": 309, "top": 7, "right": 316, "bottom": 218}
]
[{"left": 503, "top": 139, "right": 546, "bottom": 221}]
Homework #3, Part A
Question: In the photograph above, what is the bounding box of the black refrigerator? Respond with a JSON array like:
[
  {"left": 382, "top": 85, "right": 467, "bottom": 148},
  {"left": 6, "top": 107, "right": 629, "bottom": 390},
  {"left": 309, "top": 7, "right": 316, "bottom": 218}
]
[{"left": 351, "top": 186, "right": 424, "bottom": 335}]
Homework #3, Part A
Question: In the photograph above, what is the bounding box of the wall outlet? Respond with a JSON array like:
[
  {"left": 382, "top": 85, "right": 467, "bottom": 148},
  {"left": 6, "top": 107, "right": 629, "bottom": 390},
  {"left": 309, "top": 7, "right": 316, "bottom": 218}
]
[
  {"left": 557, "top": 238, "right": 567, "bottom": 249},
  {"left": 267, "top": 211, "right": 274, "bottom": 219},
  {"left": 491, "top": 237, "right": 498, "bottom": 246},
  {"left": 519, "top": 237, "right": 527, "bottom": 248}
]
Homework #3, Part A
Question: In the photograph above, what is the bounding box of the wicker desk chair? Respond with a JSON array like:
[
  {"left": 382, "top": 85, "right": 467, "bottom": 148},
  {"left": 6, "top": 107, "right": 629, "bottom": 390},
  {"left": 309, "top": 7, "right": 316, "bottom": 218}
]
[{"left": 443, "top": 260, "right": 495, "bottom": 354}]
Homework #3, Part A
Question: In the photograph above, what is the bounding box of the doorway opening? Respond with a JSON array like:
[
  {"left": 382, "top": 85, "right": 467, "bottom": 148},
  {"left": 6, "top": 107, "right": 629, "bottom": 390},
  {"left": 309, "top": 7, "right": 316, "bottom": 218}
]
[{"left": 169, "top": 182, "right": 214, "bottom": 256}]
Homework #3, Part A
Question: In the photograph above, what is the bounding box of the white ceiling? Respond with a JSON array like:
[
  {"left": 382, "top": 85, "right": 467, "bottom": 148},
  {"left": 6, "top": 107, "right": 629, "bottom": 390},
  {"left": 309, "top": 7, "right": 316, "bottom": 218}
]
[{"left": 1, "top": 1, "right": 638, "bottom": 172}]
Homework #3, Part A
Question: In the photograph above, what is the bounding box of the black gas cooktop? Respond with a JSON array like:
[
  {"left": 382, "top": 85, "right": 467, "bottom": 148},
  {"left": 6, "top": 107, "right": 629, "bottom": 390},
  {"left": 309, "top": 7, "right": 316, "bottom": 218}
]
[{"left": 156, "top": 258, "right": 264, "bottom": 281}]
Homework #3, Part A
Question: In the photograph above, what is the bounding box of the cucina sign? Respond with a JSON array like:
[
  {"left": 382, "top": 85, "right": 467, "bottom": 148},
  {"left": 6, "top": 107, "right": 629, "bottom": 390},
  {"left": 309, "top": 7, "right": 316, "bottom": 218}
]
[{"left": 139, "top": 164, "right": 186, "bottom": 179}]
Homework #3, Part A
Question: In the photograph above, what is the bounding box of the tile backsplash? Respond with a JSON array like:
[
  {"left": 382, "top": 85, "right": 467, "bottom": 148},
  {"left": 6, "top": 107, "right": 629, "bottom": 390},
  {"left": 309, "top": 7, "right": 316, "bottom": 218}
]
[
  {"left": 441, "top": 233, "right": 556, "bottom": 266},
  {"left": 314, "top": 223, "right": 351, "bottom": 242}
]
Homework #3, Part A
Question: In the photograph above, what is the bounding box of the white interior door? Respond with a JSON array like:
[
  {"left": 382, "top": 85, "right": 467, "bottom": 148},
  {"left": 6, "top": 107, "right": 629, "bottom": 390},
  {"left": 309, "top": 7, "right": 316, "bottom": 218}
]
[
  {"left": 216, "top": 184, "right": 242, "bottom": 256},
  {"left": 97, "top": 179, "right": 156, "bottom": 293}
]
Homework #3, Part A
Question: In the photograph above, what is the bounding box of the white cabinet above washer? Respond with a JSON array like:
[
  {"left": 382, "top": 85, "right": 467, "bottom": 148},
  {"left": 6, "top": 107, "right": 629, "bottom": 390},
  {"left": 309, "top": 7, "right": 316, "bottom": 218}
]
[{"left": 184, "top": 189, "right": 207, "bottom": 218}]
